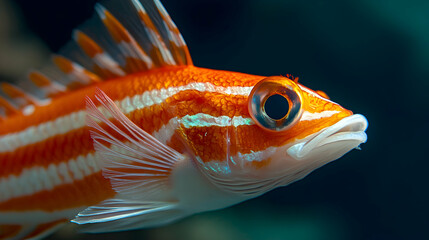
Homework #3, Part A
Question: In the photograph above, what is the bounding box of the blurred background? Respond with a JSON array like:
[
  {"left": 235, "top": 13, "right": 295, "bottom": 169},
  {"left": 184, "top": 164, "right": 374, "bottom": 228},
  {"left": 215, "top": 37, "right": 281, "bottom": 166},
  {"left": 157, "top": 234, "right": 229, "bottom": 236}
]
[{"left": 1, "top": 0, "right": 428, "bottom": 239}]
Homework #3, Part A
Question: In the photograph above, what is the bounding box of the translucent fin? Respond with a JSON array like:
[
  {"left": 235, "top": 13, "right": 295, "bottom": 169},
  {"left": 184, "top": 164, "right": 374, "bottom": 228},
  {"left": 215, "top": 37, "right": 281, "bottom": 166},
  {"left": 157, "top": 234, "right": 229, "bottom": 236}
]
[
  {"left": 72, "top": 30, "right": 126, "bottom": 78},
  {"left": 0, "top": 83, "right": 40, "bottom": 108},
  {"left": 0, "top": 220, "right": 66, "bottom": 240},
  {"left": 85, "top": 88, "right": 185, "bottom": 200},
  {"left": 52, "top": 55, "right": 102, "bottom": 90},
  {"left": 95, "top": 4, "right": 153, "bottom": 72},
  {"left": 0, "top": 96, "right": 19, "bottom": 119},
  {"left": 152, "top": 0, "right": 192, "bottom": 65},
  {"left": 76, "top": 89, "right": 186, "bottom": 231},
  {"left": 0, "top": 0, "right": 192, "bottom": 119},
  {"left": 23, "top": 220, "right": 67, "bottom": 240},
  {"left": 131, "top": 0, "right": 175, "bottom": 66},
  {"left": 69, "top": 0, "right": 192, "bottom": 75},
  {"left": 72, "top": 199, "right": 182, "bottom": 233},
  {"left": 28, "top": 71, "right": 66, "bottom": 98}
]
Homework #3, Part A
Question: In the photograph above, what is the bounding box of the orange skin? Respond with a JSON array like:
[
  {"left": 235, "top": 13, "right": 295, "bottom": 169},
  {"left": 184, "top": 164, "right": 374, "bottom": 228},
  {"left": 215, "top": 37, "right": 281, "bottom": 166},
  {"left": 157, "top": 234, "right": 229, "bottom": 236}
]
[{"left": 0, "top": 65, "right": 351, "bottom": 214}]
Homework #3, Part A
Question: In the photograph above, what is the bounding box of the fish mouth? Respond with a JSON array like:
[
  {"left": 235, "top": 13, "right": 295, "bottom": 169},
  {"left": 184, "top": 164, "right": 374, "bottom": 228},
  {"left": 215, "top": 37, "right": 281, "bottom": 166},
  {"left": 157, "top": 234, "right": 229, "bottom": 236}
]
[{"left": 287, "top": 114, "right": 368, "bottom": 160}]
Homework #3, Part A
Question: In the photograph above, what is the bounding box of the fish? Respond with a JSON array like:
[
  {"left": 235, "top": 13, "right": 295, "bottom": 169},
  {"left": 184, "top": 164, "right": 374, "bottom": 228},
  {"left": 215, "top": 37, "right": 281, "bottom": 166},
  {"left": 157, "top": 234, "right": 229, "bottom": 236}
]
[{"left": 0, "top": 0, "right": 368, "bottom": 239}]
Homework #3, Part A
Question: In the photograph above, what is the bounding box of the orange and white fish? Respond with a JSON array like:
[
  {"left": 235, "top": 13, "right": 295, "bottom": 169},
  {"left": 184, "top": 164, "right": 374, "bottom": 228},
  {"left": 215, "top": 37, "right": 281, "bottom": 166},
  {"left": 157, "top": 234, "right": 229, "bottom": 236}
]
[{"left": 0, "top": 0, "right": 368, "bottom": 239}]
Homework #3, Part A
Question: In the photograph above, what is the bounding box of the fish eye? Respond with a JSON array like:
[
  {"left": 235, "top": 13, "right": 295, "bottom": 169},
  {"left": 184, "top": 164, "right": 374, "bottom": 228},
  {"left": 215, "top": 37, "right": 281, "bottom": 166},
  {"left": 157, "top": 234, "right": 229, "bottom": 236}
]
[{"left": 248, "top": 76, "right": 303, "bottom": 132}]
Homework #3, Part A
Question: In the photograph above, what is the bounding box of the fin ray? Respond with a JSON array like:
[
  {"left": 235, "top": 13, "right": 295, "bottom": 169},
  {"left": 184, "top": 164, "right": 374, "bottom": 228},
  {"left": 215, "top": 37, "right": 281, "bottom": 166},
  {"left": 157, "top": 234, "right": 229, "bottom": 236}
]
[
  {"left": 1, "top": 0, "right": 192, "bottom": 119},
  {"left": 85, "top": 88, "right": 185, "bottom": 200},
  {"left": 0, "top": 220, "right": 66, "bottom": 240},
  {"left": 73, "top": 199, "right": 182, "bottom": 233}
]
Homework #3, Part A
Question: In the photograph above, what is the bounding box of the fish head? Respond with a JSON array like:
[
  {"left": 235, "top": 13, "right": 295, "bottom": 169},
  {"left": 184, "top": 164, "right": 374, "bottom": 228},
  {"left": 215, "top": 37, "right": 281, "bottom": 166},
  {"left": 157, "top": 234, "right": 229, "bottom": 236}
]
[
  {"left": 183, "top": 74, "right": 368, "bottom": 195},
  {"left": 243, "top": 76, "right": 368, "bottom": 181}
]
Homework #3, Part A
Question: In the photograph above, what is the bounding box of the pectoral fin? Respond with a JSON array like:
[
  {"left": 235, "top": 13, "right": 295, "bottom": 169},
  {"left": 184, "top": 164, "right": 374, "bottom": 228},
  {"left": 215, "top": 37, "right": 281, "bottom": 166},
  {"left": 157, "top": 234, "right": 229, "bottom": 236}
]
[
  {"left": 72, "top": 199, "right": 183, "bottom": 233},
  {"left": 0, "top": 219, "right": 67, "bottom": 240},
  {"left": 76, "top": 89, "right": 186, "bottom": 232}
]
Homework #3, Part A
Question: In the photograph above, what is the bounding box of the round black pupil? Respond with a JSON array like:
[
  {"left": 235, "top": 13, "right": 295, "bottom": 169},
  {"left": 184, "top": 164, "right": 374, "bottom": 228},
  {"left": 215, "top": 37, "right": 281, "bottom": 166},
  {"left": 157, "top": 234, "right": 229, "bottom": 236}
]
[{"left": 264, "top": 94, "right": 290, "bottom": 120}]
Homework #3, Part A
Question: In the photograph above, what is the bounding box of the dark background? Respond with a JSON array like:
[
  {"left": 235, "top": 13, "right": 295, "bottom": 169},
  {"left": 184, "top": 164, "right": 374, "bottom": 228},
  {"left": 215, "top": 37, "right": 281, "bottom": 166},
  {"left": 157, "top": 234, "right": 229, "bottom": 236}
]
[{"left": 2, "top": 0, "right": 428, "bottom": 239}]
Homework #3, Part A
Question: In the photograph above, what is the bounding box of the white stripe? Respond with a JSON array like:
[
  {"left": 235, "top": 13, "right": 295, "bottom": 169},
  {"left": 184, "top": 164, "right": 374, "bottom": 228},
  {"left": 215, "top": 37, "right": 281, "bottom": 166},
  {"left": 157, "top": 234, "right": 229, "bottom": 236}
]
[
  {"left": 0, "top": 82, "right": 252, "bottom": 153},
  {"left": 181, "top": 113, "right": 253, "bottom": 128},
  {"left": 301, "top": 110, "right": 340, "bottom": 121},
  {"left": 0, "top": 113, "right": 255, "bottom": 201},
  {"left": 118, "top": 41, "right": 153, "bottom": 68},
  {"left": 93, "top": 53, "right": 126, "bottom": 76},
  {"left": 153, "top": 114, "right": 254, "bottom": 144},
  {"left": 0, "top": 153, "right": 99, "bottom": 203}
]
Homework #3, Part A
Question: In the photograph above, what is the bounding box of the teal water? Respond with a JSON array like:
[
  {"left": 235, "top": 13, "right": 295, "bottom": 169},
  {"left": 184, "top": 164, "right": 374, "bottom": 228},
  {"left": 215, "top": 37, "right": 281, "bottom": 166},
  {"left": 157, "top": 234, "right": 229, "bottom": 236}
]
[{"left": 2, "top": 0, "right": 428, "bottom": 239}]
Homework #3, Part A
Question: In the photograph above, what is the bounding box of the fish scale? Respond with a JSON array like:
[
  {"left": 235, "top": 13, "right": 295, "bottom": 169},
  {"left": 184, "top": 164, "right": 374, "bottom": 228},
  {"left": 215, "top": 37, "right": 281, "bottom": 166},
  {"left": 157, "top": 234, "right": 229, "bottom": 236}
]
[{"left": 0, "top": 0, "right": 367, "bottom": 239}]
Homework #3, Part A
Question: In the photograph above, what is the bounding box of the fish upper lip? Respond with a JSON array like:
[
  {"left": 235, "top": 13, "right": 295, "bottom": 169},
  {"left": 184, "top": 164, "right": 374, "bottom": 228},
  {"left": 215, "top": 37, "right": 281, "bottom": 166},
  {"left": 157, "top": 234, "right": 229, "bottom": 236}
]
[{"left": 287, "top": 114, "right": 368, "bottom": 159}]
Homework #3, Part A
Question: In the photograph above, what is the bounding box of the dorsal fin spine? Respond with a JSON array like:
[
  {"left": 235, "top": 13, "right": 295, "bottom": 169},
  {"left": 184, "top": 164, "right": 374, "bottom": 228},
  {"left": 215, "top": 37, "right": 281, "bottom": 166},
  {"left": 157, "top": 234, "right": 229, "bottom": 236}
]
[
  {"left": 153, "top": 0, "right": 192, "bottom": 65},
  {"left": 72, "top": 30, "right": 126, "bottom": 78},
  {"left": 95, "top": 4, "right": 153, "bottom": 72},
  {"left": 1, "top": 0, "right": 193, "bottom": 120},
  {"left": 52, "top": 55, "right": 102, "bottom": 88},
  {"left": 0, "top": 96, "right": 20, "bottom": 118},
  {"left": 28, "top": 71, "right": 66, "bottom": 98},
  {"left": 131, "top": 0, "right": 176, "bottom": 66},
  {"left": 0, "top": 83, "right": 41, "bottom": 108}
]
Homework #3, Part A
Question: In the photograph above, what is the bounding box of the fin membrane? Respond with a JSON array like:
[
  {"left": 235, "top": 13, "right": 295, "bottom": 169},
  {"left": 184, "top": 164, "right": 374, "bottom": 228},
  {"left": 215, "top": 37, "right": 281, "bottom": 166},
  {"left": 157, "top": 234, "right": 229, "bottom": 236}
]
[
  {"left": 73, "top": 199, "right": 183, "bottom": 233},
  {"left": 85, "top": 88, "right": 184, "bottom": 199},
  {"left": 1, "top": 0, "right": 192, "bottom": 118},
  {"left": 0, "top": 219, "right": 66, "bottom": 240},
  {"left": 75, "top": 89, "right": 185, "bottom": 232}
]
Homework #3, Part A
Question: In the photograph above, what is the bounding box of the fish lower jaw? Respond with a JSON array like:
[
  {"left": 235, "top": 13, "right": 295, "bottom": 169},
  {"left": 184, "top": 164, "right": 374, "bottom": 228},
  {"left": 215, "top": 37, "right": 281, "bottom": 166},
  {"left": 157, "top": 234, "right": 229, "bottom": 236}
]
[{"left": 287, "top": 114, "right": 368, "bottom": 160}]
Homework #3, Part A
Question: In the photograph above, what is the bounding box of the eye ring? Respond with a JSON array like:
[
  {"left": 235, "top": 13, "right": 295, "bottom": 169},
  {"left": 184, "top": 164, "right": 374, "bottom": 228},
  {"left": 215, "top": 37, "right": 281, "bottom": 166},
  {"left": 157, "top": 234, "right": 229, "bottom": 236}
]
[{"left": 248, "top": 76, "right": 303, "bottom": 132}]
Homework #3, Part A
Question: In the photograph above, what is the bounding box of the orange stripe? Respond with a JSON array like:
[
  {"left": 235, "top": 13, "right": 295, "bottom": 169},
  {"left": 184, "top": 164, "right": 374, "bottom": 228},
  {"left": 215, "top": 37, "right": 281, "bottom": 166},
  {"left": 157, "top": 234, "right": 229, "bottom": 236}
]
[
  {"left": 74, "top": 30, "right": 104, "bottom": 58},
  {"left": 52, "top": 56, "right": 74, "bottom": 74},
  {"left": 0, "top": 171, "right": 115, "bottom": 212},
  {"left": 28, "top": 72, "right": 52, "bottom": 88},
  {"left": 135, "top": 6, "right": 167, "bottom": 67},
  {"left": 124, "top": 57, "right": 150, "bottom": 73},
  {"left": 0, "top": 127, "right": 93, "bottom": 177},
  {"left": 52, "top": 55, "right": 102, "bottom": 86},
  {"left": 0, "top": 66, "right": 262, "bottom": 135},
  {"left": 101, "top": 9, "right": 132, "bottom": 43},
  {"left": 99, "top": 7, "right": 151, "bottom": 73},
  {"left": 73, "top": 31, "right": 126, "bottom": 79},
  {"left": 155, "top": 1, "right": 192, "bottom": 65},
  {"left": 183, "top": 108, "right": 352, "bottom": 163},
  {"left": 0, "top": 83, "right": 36, "bottom": 108},
  {"left": 0, "top": 66, "right": 261, "bottom": 135},
  {"left": 0, "top": 97, "right": 19, "bottom": 116},
  {"left": 0, "top": 91, "right": 248, "bottom": 177},
  {"left": 28, "top": 71, "right": 67, "bottom": 99},
  {"left": 91, "top": 64, "right": 122, "bottom": 80}
]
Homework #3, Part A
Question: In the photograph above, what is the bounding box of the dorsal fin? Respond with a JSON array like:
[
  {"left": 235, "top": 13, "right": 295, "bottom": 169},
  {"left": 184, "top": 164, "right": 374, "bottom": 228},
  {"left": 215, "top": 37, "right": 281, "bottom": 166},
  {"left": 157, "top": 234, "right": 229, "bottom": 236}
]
[
  {"left": 95, "top": 3, "right": 154, "bottom": 72},
  {"left": 72, "top": 30, "right": 127, "bottom": 79},
  {"left": 52, "top": 55, "right": 102, "bottom": 89},
  {"left": 0, "top": 95, "right": 19, "bottom": 119},
  {"left": 28, "top": 71, "right": 66, "bottom": 98},
  {"left": 1, "top": 0, "right": 192, "bottom": 119},
  {"left": 69, "top": 0, "right": 192, "bottom": 71},
  {"left": 0, "top": 82, "right": 39, "bottom": 108}
]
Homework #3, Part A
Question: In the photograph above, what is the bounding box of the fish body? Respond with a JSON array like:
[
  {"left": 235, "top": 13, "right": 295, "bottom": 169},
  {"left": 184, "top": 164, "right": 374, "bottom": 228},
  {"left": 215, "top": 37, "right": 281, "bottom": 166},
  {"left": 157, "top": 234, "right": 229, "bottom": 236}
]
[{"left": 0, "top": 0, "right": 368, "bottom": 239}]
